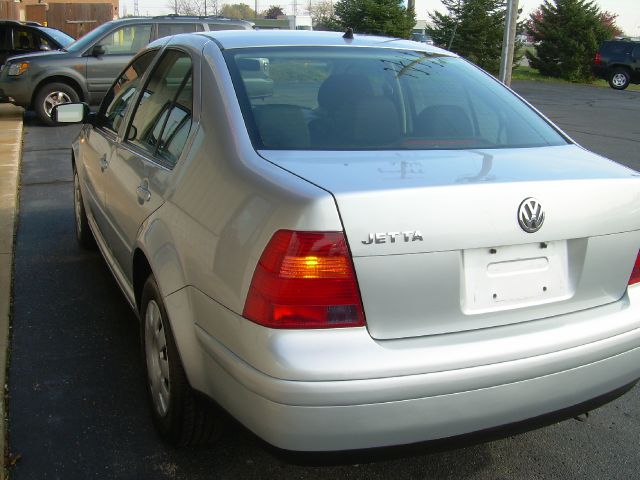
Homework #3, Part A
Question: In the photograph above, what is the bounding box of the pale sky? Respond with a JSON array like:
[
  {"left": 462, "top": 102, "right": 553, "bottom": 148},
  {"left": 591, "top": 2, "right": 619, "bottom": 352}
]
[{"left": 120, "top": 0, "right": 640, "bottom": 37}]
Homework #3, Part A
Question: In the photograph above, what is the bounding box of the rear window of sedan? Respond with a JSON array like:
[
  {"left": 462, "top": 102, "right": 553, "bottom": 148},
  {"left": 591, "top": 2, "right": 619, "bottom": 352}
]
[{"left": 224, "top": 47, "right": 568, "bottom": 151}]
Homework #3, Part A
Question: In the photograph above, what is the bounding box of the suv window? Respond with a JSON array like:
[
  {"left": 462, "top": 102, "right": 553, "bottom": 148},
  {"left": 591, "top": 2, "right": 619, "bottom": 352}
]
[
  {"left": 13, "top": 27, "right": 41, "bottom": 51},
  {"left": 98, "top": 24, "right": 152, "bottom": 55},
  {"left": 127, "top": 50, "right": 193, "bottom": 168},
  {"left": 157, "top": 23, "right": 203, "bottom": 39},
  {"left": 603, "top": 42, "right": 631, "bottom": 56},
  {"left": 100, "top": 50, "right": 158, "bottom": 132},
  {"left": 208, "top": 23, "right": 247, "bottom": 31}
]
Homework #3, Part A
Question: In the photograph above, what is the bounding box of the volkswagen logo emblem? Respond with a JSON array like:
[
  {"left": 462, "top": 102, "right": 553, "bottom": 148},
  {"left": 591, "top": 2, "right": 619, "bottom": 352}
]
[{"left": 518, "top": 197, "right": 545, "bottom": 233}]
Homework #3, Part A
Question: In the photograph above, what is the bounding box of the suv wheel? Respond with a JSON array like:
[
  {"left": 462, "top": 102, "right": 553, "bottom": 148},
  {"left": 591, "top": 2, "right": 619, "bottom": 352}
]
[
  {"left": 34, "top": 82, "right": 80, "bottom": 125},
  {"left": 609, "top": 68, "right": 630, "bottom": 90}
]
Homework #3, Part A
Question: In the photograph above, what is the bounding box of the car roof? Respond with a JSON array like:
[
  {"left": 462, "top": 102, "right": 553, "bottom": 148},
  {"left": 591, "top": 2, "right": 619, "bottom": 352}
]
[{"left": 196, "top": 29, "right": 452, "bottom": 54}]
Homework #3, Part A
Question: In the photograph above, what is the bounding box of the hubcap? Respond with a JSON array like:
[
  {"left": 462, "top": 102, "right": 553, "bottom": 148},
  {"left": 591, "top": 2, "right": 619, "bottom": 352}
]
[
  {"left": 74, "top": 172, "right": 82, "bottom": 238},
  {"left": 145, "top": 300, "right": 171, "bottom": 417},
  {"left": 612, "top": 73, "right": 627, "bottom": 87},
  {"left": 43, "top": 91, "right": 72, "bottom": 117}
]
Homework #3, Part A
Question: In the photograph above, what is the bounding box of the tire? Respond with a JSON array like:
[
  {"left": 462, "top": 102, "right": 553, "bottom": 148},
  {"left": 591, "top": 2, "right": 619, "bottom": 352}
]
[
  {"left": 609, "top": 68, "right": 630, "bottom": 90},
  {"left": 140, "top": 275, "right": 222, "bottom": 446},
  {"left": 34, "top": 82, "right": 80, "bottom": 125},
  {"left": 73, "top": 168, "right": 95, "bottom": 250}
]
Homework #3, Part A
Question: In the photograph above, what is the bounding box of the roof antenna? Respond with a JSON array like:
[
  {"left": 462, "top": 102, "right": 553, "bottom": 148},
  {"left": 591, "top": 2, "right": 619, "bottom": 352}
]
[{"left": 343, "top": 27, "right": 354, "bottom": 40}]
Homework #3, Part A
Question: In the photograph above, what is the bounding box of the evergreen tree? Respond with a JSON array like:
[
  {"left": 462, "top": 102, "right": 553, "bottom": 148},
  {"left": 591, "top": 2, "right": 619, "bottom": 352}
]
[
  {"left": 526, "top": 0, "right": 617, "bottom": 82},
  {"left": 263, "top": 5, "right": 284, "bottom": 19},
  {"left": 333, "top": 0, "right": 416, "bottom": 39},
  {"left": 427, "top": 0, "right": 507, "bottom": 74}
]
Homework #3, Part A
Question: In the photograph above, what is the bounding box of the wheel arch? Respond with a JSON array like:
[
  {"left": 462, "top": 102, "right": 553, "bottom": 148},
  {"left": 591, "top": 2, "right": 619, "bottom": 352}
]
[
  {"left": 133, "top": 248, "right": 153, "bottom": 314},
  {"left": 32, "top": 75, "right": 87, "bottom": 108},
  {"left": 133, "top": 243, "right": 208, "bottom": 394},
  {"left": 609, "top": 64, "right": 632, "bottom": 75}
]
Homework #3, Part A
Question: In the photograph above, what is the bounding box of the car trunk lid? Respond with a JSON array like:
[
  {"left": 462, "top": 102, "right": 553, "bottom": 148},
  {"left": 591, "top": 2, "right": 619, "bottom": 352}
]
[{"left": 259, "top": 145, "right": 640, "bottom": 339}]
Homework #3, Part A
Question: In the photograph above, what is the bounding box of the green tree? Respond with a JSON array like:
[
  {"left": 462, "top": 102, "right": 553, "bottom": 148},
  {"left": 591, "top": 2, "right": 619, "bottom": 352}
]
[
  {"left": 426, "top": 0, "right": 507, "bottom": 74},
  {"left": 526, "top": 0, "right": 619, "bottom": 82},
  {"left": 332, "top": 0, "right": 415, "bottom": 39},
  {"left": 220, "top": 3, "right": 256, "bottom": 19},
  {"left": 262, "top": 5, "right": 284, "bottom": 19}
]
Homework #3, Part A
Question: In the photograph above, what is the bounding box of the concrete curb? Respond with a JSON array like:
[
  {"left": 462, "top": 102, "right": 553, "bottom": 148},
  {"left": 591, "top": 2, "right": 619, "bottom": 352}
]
[{"left": 0, "top": 104, "right": 24, "bottom": 479}]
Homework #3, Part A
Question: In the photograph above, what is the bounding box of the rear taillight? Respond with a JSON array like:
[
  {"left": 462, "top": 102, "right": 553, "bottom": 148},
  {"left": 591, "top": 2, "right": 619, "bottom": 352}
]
[
  {"left": 594, "top": 52, "right": 601, "bottom": 65},
  {"left": 629, "top": 251, "right": 640, "bottom": 286},
  {"left": 243, "top": 230, "right": 366, "bottom": 329}
]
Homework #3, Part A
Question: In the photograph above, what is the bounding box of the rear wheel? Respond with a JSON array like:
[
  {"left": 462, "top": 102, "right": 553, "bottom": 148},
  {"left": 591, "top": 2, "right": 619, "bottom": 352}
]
[
  {"left": 34, "top": 82, "right": 80, "bottom": 125},
  {"left": 141, "top": 275, "right": 222, "bottom": 446},
  {"left": 609, "top": 68, "right": 630, "bottom": 90}
]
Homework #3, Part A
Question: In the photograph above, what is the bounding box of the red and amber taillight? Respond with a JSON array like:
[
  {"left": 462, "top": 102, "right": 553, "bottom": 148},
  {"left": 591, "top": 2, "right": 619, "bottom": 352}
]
[
  {"left": 629, "top": 251, "right": 640, "bottom": 286},
  {"left": 243, "top": 230, "right": 366, "bottom": 328}
]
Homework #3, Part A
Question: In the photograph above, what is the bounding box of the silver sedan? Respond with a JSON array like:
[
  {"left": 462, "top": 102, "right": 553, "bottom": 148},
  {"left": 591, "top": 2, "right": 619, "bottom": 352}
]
[{"left": 55, "top": 30, "right": 640, "bottom": 451}]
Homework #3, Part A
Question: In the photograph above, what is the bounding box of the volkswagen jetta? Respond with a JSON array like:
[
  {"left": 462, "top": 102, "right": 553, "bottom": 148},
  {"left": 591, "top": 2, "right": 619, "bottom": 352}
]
[{"left": 55, "top": 30, "right": 640, "bottom": 451}]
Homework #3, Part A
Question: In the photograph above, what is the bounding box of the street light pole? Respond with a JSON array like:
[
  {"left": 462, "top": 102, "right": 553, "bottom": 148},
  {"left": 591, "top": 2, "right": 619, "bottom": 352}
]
[{"left": 498, "top": 0, "right": 519, "bottom": 86}]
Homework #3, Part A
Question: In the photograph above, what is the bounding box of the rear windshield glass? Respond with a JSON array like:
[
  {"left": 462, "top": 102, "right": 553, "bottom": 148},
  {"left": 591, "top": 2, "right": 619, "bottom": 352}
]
[{"left": 224, "top": 47, "right": 568, "bottom": 151}]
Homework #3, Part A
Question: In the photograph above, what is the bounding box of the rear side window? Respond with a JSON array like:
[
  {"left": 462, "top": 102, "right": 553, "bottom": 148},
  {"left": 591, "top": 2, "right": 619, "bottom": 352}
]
[
  {"left": 157, "top": 23, "right": 202, "bottom": 39},
  {"left": 208, "top": 23, "right": 247, "bottom": 31},
  {"left": 602, "top": 42, "right": 631, "bottom": 55},
  {"left": 126, "top": 49, "right": 193, "bottom": 168},
  {"left": 225, "top": 47, "right": 567, "bottom": 151}
]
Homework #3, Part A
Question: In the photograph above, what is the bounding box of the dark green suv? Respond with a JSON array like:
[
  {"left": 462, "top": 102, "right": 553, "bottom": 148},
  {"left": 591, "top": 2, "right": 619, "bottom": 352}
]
[
  {"left": 0, "top": 15, "right": 253, "bottom": 124},
  {"left": 592, "top": 39, "right": 640, "bottom": 90}
]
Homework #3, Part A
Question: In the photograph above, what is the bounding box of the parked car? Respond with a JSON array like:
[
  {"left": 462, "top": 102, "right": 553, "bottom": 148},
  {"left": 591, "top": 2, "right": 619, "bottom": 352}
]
[
  {"left": 0, "top": 15, "right": 253, "bottom": 124},
  {"left": 411, "top": 32, "right": 434, "bottom": 45},
  {"left": 55, "top": 30, "right": 640, "bottom": 451},
  {"left": 0, "top": 20, "right": 74, "bottom": 66},
  {"left": 593, "top": 39, "right": 640, "bottom": 90}
]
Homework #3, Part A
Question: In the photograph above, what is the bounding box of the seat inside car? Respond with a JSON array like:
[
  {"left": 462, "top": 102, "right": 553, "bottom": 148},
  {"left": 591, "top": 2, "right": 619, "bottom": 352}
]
[
  {"left": 415, "top": 104, "right": 474, "bottom": 139},
  {"left": 255, "top": 104, "right": 310, "bottom": 149}
]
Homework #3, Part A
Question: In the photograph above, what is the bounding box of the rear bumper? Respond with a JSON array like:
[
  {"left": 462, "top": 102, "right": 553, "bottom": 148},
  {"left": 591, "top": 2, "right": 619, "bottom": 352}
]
[
  {"left": 591, "top": 65, "right": 609, "bottom": 80},
  {"left": 196, "top": 326, "right": 640, "bottom": 451},
  {"left": 170, "top": 286, "right": 640, "bottom": 451}
]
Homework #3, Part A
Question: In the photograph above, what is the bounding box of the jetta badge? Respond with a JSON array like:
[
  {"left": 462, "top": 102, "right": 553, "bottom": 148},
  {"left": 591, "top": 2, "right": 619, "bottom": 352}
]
[
  {"left": 518, "top": 197, "right": 545, "bottom": 233},
  {"left": 362, "top": 231, "right": 424, "bottom": 245}
]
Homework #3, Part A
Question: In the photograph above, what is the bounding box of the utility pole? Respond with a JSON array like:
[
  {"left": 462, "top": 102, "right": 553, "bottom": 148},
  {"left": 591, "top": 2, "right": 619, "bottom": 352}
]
[{"left": 498, "top": 0, "right": 519, "bottom": 86}]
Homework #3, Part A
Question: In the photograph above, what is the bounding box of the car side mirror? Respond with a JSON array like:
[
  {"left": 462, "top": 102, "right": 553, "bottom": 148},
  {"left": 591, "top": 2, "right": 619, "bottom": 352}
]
[
  {"left": 39, "top": 44, "right": 51, "bottom": 51},
  {"left": 52, "top": 102, "right": 91, "bottom": 124},
  {"left": 92, "top": 44, "right": 106, "bottom": 56}
]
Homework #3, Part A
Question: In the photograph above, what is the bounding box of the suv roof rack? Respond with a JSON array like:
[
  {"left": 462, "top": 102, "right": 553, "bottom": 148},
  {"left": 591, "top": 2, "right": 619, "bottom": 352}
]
[{"left": 151, "top": 14, "right": 245, "bottom": 21}]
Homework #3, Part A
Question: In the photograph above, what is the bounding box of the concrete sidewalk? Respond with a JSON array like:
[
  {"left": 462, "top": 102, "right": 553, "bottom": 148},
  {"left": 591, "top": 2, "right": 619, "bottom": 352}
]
[{"left": 0, "top": 104, "right": 24, "bottom": 479}]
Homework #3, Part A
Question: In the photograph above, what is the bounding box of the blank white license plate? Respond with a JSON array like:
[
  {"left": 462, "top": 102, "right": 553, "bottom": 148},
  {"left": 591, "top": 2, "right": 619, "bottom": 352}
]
[{"left": 462, "top": 240, "right": 572, "bottom": 314}]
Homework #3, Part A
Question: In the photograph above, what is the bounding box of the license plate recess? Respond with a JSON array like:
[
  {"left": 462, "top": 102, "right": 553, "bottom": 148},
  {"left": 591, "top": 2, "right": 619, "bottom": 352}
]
[{"left": 462, "top": 240, "right": 572, "bottom": 314}]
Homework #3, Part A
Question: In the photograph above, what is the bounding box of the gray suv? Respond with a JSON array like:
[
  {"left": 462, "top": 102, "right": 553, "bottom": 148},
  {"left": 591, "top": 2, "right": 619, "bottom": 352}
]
[{"left": 0, "top": 15, "right": 253, "bottom": 124}]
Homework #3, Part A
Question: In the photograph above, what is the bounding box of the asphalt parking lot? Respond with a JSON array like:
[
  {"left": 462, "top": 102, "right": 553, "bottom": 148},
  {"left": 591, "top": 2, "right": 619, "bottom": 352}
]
[{"left": 7, "top": 81, "right": 640, "bottom": 479}]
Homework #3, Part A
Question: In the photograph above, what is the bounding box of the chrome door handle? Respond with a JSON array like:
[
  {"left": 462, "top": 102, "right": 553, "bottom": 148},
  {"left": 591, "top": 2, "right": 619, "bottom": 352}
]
[
  {"left": 99, "top": 154, "right": 108, "bottom": 171},
  {"left": 136, "top": 185, "right": 151, "bottom": 203}
]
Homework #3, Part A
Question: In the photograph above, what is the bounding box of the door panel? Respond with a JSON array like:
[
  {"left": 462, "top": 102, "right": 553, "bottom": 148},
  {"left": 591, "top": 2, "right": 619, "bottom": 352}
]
[
  {"left": 81, "top": 126, "right": 115, "bottom": 239},
  {"left": 100, "top": 48, "right": 193, "bottom": 279},
  {"left": 102, "top": 146, "right": 169, "bottom": 279}
]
